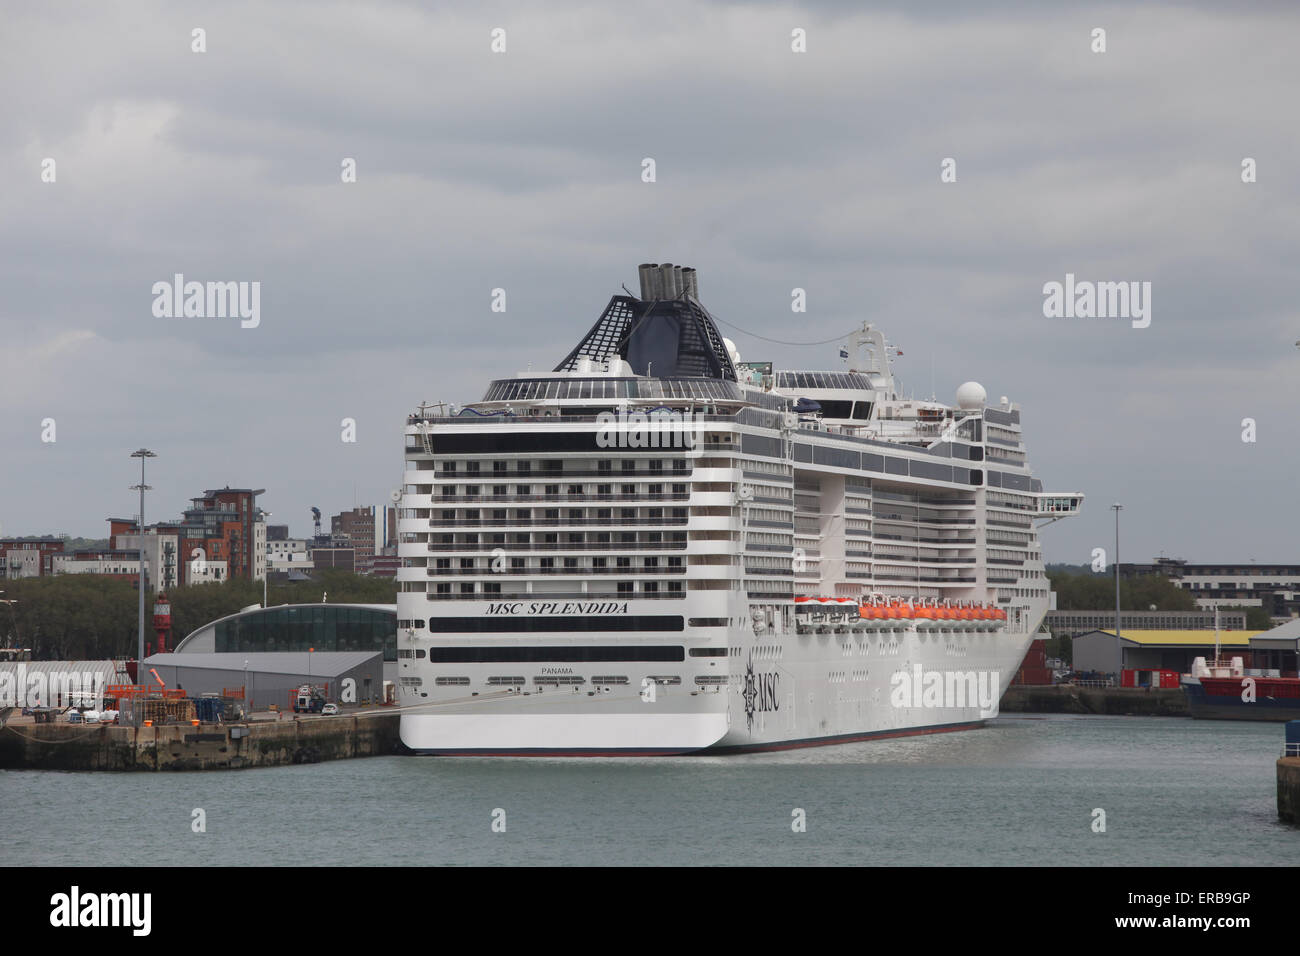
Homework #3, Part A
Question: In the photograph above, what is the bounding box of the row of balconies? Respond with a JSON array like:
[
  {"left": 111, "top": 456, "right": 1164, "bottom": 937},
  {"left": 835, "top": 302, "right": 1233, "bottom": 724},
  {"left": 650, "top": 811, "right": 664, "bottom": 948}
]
[
  {"left": 430, "top": 492, "right": 691, "bottom": 504},
  {"left": 425, "top": 566, "right": 690, "bottom": 576},
  {"left": 423, "top": 540, "right": 689, "bottom": 552}
]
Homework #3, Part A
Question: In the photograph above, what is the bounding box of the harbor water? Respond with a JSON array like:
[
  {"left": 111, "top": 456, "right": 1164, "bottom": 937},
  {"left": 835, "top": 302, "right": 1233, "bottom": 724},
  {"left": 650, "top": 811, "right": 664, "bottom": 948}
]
[{"left": 3, "top": 715, "right": 1295, "bottom": 866}]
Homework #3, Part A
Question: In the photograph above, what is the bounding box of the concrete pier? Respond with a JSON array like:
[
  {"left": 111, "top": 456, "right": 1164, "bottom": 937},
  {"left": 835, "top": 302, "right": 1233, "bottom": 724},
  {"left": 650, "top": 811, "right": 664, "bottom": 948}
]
[
  {"left": 1278, "top": 758, "right": 1300, "bottom": 824},
  {"left": 0, "top": 711, "right": 406, "bottom": 771},
  {"left": 999, "top": 684, "right": 1189, "bottom": 717}
]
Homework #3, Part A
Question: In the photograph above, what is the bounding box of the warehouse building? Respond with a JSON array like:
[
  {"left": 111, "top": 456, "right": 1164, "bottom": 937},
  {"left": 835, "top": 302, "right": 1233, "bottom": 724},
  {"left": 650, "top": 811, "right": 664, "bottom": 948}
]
[
  {"left": 1072, "top": 629, "right": 1265, "bottom": 676},
  {"left": 142, "top": 651, "right": 384, "bottom": 711},
  {"left": 1248, "top": 617, "right": 1300, "bottom": 676}
]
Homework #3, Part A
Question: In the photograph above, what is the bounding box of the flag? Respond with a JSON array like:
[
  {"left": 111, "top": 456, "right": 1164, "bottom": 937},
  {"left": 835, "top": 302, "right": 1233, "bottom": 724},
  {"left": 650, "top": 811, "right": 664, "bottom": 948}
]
[{"left": 838, "top": 348, "right": 848, "bottom": 359}]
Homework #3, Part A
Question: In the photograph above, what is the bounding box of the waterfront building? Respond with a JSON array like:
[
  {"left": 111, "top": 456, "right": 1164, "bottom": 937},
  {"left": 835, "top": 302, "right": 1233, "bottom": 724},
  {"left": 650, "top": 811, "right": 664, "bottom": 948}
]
[
  {"left": 1072, "top": 628, "right": 1268, "bottom": 676},
  {"left": 0, "top": 536, "right": 66, "bottom": 579},
  {"left": 172, "top": 603, "right": 398, "bottom": 685},
  {"left": 1120, "top": 558, "right": 1300, "bottom": 622}
]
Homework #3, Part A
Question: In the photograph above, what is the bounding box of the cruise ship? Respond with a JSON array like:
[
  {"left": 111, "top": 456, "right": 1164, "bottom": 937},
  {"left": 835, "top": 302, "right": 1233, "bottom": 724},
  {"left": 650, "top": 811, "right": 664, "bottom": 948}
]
[{"left": 395, "top": 263, "right": 1082, "bottom": 754}]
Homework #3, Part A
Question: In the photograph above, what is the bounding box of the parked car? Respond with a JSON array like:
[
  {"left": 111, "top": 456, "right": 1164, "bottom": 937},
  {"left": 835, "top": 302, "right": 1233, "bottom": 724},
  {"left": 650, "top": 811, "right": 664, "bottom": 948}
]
[{"left": 321, "top": 703, "right": 339, "bottom": 716}]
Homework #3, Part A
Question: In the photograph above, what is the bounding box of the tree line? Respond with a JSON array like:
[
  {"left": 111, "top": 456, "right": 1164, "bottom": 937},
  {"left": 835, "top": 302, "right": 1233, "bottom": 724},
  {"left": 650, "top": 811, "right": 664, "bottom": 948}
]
[{"left": 0, "top": 571, "right": 397, "bottom": 660}]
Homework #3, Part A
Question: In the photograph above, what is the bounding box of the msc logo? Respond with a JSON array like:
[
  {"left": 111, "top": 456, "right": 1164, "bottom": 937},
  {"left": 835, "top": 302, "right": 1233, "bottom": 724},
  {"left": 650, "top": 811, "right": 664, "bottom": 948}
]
[{"left": 741, "top": 653, "right": 780, "bottom": 731}]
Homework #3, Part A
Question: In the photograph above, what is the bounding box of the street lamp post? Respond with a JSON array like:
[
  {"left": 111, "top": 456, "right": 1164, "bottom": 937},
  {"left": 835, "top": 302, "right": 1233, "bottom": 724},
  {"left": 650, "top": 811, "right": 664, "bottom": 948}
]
[
  {"left": 0, "top": 592, "right": 19, "bottom": 650},
  {"left": 1111, "top": 503, "right": 1123, "bottom": 641},
  {"left": 130, "top": 450, "right": 157, "bottom": 709},
  {"left": 259, "top": 509, "right": 271, "bottom": 607}
]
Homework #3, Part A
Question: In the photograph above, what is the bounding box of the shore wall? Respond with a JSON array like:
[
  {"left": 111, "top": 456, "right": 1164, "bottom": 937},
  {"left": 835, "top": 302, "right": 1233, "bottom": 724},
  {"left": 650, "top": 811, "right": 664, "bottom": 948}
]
[
  {"left": 1000, "top": 685, "right": 1189, "bottom": 717},
  {"left": 0, "top": 712, "right": 406, "bottom": 771},
  {"left": 1278, "top": 758, "right": 1300, "bottom": 824}
]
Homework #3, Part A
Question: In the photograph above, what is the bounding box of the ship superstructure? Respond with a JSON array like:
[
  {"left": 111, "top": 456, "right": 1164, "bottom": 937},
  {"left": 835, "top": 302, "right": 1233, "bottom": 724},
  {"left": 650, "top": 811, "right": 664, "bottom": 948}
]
[{"left": 396, "top": 263, "right": 1082, "bottom": 754}]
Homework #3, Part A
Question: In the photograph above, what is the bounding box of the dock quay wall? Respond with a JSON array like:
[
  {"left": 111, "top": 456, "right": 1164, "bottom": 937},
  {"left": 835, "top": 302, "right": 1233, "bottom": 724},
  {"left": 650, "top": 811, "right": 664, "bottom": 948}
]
[
  {"left": 1278, "top": 758, "right": 1300, "bottom": 824},
  {"left": 1000, "top": 685, "right": 1189, "bottom": 717},
  {"left": 0, "top": 712, "right": 407, "bottom": 771}
]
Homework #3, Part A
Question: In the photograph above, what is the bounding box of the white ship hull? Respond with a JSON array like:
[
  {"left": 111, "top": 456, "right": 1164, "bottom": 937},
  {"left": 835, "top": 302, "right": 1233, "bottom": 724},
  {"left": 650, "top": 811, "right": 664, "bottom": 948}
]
[{"left": 398, "top": 604, "right": 1044, "bottom": 755}]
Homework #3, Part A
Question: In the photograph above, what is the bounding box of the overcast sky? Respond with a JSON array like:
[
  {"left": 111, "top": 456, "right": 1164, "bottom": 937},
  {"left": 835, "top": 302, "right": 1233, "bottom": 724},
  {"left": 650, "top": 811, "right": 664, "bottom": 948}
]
[{"left": 2, "top": 1, "right": 1297, "bottom": 565}]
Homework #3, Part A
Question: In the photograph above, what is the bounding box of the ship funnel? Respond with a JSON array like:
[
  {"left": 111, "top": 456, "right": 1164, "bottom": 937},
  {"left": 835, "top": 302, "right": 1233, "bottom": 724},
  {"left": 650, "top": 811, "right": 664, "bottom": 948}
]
[
  {"left": 637, "top": 263, "right": 659, "bottom": 300},
  {"left": 638, "top": 262, "right": 698, "bottom": 300},
  {"left": 682, "top": 267, "right": 698, "bottom": 299},
  {"left": 659, "top": 262, "right": 679, "bottom": 298}
]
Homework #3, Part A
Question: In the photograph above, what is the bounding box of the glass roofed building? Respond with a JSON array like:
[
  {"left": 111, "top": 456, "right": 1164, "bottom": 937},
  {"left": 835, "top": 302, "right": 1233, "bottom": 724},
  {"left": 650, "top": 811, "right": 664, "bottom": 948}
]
[{"left": 174, "top": 604, "right": 398, "bottom": 682}]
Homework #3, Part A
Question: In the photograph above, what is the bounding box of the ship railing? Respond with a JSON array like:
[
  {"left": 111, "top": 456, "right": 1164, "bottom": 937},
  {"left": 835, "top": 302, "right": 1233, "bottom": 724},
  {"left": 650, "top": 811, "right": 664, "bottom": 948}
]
[
  {"left": 1064, "top": 679, "right": 1115, "bottom": 688},
  {"left": 408, "top": 413, "right": 741, "bottom": 426},
  {"left": 1284, "top": 743, "right": 1300, "bottom": 758},
  {"left": 427, "top": 468, "right": 695, "bottom": 479}
]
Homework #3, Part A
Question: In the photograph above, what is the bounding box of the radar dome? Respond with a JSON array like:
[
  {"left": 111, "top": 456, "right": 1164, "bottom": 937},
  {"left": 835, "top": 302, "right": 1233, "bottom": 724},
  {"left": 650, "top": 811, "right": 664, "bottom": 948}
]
[
  {"left": 723, "top": 337, "right": 741, "bottom": 365},
  {"left": 955, "top": 381, "right": 986, "bottom": 410}
]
